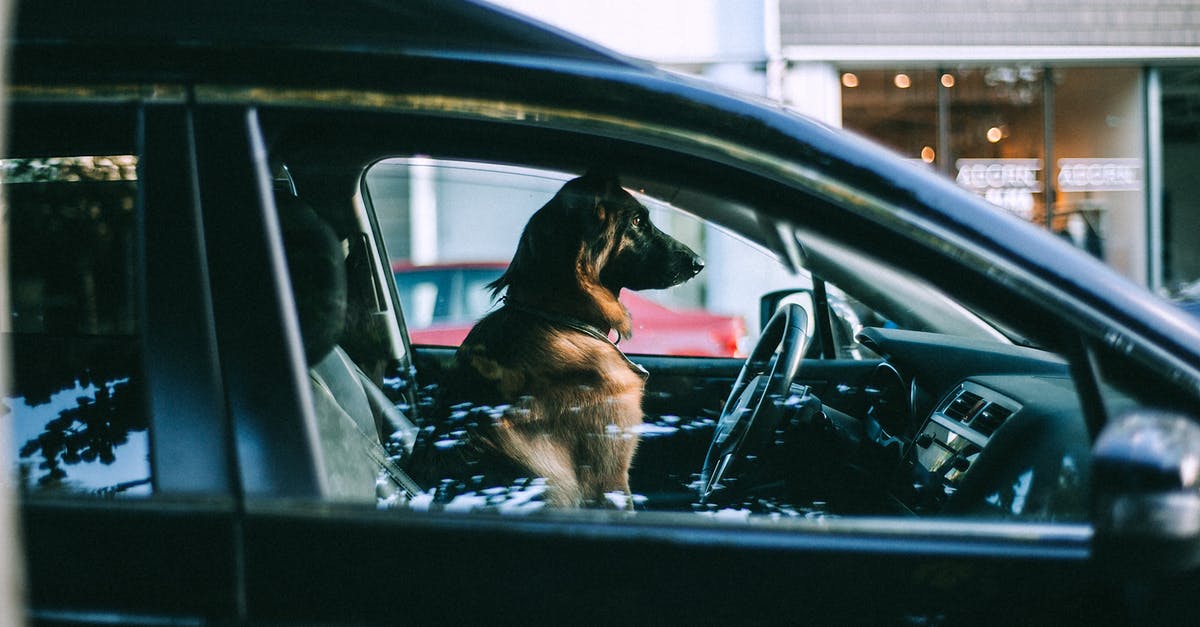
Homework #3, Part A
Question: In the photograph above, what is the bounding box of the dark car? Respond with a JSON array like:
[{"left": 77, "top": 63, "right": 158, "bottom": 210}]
[
  {"left": 6, "top": 1, "right": 1200, "bottom": 625},
  {"left": 393, "top": 261, "right": 747, "bottom": 356}
]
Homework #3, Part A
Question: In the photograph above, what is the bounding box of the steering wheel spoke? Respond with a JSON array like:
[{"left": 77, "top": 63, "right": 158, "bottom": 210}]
[{"left": 699, "top": 304, "right": 809, "bottom": 503}]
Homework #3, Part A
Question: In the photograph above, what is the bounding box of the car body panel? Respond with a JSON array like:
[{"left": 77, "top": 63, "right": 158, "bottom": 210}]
[{"left": 238, "top": 503, "right": 1112, "bottom": 625}]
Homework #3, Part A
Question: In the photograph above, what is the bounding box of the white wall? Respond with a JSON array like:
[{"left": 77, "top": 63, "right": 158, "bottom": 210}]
[{"left": 486, "top": 0, "right": 766, "bottom": 66}]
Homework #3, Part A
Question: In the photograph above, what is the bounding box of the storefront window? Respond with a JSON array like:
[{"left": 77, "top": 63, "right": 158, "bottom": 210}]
[
  {"left": 1053, "top": 68, "right": 1146, "bottom": 280},
  {"left": 841, "top": 69, "right": 938, "bottom": 164},
  {"left": 949, "top": 66, "right": 1045, "bottom": 221},
  {"left": 839, "top": 64, "right": 1149, "bottom": 284},
  {"left": 1160, "top": 66, "right": 1200, "bottom": 292}
]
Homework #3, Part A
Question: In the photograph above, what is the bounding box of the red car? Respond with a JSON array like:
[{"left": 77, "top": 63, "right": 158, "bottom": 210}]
[{"left": 394, "top": 262, "right": 746, "bottom": 357}]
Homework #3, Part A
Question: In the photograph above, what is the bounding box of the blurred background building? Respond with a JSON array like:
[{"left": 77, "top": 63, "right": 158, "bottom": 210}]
[{"left": 489, "top": 0, "right": 1200, "bottom": 294}]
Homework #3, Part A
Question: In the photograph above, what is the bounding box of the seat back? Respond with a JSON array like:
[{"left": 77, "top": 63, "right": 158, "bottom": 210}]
[{"left": 278, "top": 193, "right": 419, "bottom": 503}]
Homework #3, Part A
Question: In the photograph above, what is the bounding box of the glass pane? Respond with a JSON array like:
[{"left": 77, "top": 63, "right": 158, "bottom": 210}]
[
  {"left": 949, "top": 66, "right": 1046, "bottom": 221},
  {"left": 1053, "top": 67, "right": 1146, "bottom": 282},
  {"left": 4, "top": 155, "right": 152, "bottom": 496},
  {"left": 1161, "top": 66, "right": 1200, "bottom": 301},
  {"left": 841, "top": 69, "right": 939, "bottom": 164},
  {"left": 261, "top": 110, "right": 1091, "bottom": 525}
]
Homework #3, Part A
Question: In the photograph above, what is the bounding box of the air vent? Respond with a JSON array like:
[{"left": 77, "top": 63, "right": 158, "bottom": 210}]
[
  {"left": 943, "top": 390, "right": 984, "bottom": 421},
  {"left": 971, "top": 405, "right": 1012, "bottom": 436}
]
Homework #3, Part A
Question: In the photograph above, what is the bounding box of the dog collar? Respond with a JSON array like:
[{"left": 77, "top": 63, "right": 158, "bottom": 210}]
[{"left": 503, "top": 300, "right": 649, "bottom": 381}]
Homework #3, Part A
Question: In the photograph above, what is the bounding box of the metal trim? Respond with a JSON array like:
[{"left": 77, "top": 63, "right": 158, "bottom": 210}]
[{"left": 9, "top": 84, "right": 186, "bottom": 103}]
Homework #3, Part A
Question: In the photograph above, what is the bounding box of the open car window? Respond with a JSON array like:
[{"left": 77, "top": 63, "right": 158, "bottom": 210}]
[{"left": 364, "top": 158, "right": 910, "bottom": 359}]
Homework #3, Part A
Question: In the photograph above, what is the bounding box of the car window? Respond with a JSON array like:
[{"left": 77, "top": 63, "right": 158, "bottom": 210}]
[
  {"left": 3, "top": 154, "right": 151, "bottom": 497},
  {"left": 365, "top": 159, "right": 900, "bottom": 360},
  {"left": 365, "top": 158, "right": 832, "bottom": 358},
  {"left": 270, "top": 114, "right": 1089, "bottom": 526}
]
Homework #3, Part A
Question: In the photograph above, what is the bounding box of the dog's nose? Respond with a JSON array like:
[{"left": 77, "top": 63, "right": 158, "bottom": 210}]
[{"left": 690, "top": 255, "right": 705, "bottom": 276}]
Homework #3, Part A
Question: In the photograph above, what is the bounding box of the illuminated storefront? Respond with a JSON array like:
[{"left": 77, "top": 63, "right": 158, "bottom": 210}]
[
  {"left": 834, "top": 65, "right": 1149, "bottom": 283},
  {"left": 776, "top": 2, "right": 1200, "bottom": 291}
]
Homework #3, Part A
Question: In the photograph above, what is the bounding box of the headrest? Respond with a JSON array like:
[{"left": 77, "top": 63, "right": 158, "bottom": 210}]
[{"left": 278, "top": 193, "right": 347, "bottom": 365}]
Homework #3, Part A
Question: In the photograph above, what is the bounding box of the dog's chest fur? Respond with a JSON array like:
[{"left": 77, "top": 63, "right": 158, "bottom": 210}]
[{"left": 447, "top": 308, "right": 646, "bottom": 506}]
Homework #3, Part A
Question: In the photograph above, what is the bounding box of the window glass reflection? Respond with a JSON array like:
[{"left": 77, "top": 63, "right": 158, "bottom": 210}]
[{"left": 4, "top": 156, "right": 152, "bottom": 496}]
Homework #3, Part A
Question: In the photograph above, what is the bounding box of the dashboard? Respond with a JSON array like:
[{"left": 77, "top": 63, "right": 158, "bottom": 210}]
[{"left": 856, "top": 327, "right": 1092, "bottom": 520}]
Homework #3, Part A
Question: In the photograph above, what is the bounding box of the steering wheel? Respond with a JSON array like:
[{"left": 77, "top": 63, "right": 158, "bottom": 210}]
[{"left": 699, "top": 303, "right": 810, "bottom": 503}]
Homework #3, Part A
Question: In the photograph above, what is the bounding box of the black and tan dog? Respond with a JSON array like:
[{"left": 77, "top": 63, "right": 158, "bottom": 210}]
[{"left": 429, "top": 172, "right": 703, "bottom": 508}]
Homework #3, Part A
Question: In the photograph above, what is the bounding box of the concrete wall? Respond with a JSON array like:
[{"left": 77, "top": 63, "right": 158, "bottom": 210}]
[{"left": 780, "top": 0, "right": 1200, "bottom": 46}]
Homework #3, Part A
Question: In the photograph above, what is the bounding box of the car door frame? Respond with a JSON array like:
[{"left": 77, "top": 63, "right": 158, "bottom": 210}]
[
  {"left": 17, "top": 91, "right": 243, "bottom": 625},
  {"left": 213, "top": 95, "right": 1129, "bottom": 625}
]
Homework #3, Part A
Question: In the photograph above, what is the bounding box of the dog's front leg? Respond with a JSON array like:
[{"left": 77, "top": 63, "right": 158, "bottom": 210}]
[
  {"left": 576, "top": 429, "right": 639, "bottom": 510},
  {"left": 500, "top": 431, "right": 584, "bottom": 507}
]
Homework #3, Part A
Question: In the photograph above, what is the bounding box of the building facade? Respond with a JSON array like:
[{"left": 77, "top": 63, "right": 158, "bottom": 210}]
[
  {"left": 489, "top": 0, "right": 1200, "bottom": 292},
  {"left": 777, "top": 0, "right": 1200, "bottom": 292}
]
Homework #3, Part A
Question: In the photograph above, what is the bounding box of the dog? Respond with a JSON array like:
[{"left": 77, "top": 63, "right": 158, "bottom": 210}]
[{"left": 424, "top": 172, "right": 704, "bottom": 508}]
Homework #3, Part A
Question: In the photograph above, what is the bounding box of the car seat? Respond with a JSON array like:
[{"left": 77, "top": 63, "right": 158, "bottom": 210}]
[{"left": 278, "top": 192, "right": 420, "bottom": 503}]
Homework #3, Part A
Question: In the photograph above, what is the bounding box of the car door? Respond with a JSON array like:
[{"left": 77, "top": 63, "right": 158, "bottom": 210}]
[
  {"left": 193, "top": 98, "right": 1142, "bottom": 625},
  {"left": 8, "top": 95, "right": 241, "bottom": 624}
]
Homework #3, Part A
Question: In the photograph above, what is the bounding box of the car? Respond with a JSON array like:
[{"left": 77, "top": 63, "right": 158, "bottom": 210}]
[
  {"left": 6, "top": 1, "right": 1200, "bottom": 625},
  {"left": 392, "top": 261, "right": 747, "bottom": 356}
]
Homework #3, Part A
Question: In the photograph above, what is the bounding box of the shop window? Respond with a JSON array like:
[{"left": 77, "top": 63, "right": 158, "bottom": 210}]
[
  {"left": 1162, "top": 66, "right": 1200, "bottom": 292},
  {"left": 841, "top": 69, "right": 939, "bottom": 165},
  {"left": 841, "top": 64, "right": 1149, "bottom": 284},
  {"left": 949, "top": 66, "right": 1046, "bottom": 221},
  {"left": 1053, "top": 68, "right": 1146, "bottom": 280}
]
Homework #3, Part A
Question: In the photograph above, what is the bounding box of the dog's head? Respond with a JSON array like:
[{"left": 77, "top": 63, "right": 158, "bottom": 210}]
[{"left": 490, "top": 172, "right": 704, "bottom": 336}]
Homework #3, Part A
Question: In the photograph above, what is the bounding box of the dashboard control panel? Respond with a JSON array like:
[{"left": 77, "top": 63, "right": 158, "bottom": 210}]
[{"left": 911, "top": 381, "right": 1021, "bottom": 488}]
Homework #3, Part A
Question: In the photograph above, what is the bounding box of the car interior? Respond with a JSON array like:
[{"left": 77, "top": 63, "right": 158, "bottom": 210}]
[{"left": 261, "top": 106, "right": 1110, "bottom": 521}]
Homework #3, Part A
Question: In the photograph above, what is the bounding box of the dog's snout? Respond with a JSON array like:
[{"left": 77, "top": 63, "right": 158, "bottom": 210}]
[{"left": 689, "top": 255, "right": 705, "bottom": 276}]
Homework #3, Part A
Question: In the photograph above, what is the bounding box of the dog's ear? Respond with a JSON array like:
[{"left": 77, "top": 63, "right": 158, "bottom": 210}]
[
  {"left": 488, "top": 180, "right": 589, "bottom": 299},
  {"left": 560, "top": 170, "right": 622, "bottom": 223}
]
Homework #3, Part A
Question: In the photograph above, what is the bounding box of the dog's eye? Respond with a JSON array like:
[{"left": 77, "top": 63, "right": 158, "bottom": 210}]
[{"left": 631, "top": 215, "right": 643, "bottom": 228}]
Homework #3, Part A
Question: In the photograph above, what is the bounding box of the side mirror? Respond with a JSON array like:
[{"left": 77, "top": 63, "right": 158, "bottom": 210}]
[
  {"left": 760, "top": 289, "right": 815, "bottom": 334},
  {"left": 1092, "top": 410, "right": 1200, "bottom": 574},
  {"left": 760, "top": 289, "right": 817, "bottom": 356},
  {"left": 760, "top": 287, "right": 864, "bottom": 359}
]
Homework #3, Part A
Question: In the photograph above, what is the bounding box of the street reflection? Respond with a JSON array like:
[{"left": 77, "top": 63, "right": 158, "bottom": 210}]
[{"left": 8, "top": 374, "right": 149, "bottom": 495}]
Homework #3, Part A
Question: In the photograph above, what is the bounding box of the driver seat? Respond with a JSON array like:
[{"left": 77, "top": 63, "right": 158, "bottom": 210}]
[{"left": 278, "top": 192, "right": 420, "bottom": 503}]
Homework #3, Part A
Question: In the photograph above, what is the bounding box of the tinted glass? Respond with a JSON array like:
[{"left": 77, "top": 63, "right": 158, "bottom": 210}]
[{"left": 4, "top": 155, "right": 151, "bottom": 496}]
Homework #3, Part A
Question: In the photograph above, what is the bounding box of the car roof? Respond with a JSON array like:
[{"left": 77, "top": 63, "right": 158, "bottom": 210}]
[{"left": 11, "top": 0, "right": 637, "bottom": 69}]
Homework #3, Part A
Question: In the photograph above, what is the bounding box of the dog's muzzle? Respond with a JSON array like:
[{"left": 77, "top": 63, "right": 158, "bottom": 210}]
[{"left": 669, "top": 251, "right": 705, "bottom": 285}]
